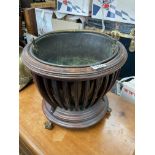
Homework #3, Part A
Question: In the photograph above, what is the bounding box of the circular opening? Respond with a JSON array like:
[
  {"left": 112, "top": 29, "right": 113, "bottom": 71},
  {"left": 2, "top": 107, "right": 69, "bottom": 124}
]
[{"left": 31, "top": 31, "right": 119, "bottom": 67}]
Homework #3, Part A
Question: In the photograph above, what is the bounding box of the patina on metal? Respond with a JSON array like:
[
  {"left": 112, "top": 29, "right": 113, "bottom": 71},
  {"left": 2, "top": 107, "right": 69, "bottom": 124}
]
[{"left": 22, "top": 30, "right": 127, "bottom": 128}]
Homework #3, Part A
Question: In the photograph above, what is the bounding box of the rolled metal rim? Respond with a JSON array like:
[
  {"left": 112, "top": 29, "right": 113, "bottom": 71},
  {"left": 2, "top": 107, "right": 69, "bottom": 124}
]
[{"left": 22, "top": 30, "right": 128, "bottom": 80}]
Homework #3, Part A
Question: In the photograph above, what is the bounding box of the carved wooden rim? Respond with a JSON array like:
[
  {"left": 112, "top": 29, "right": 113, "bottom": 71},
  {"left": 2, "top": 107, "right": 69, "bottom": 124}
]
[{"left": 22, "top": 30, "right": 127, "bottom": 80}]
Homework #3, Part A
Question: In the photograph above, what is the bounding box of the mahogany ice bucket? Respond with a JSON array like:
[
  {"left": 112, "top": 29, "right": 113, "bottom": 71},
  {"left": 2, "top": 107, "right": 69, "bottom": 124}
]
[{"left": 22, "top": 30, "right": 127, "bottom": 128}]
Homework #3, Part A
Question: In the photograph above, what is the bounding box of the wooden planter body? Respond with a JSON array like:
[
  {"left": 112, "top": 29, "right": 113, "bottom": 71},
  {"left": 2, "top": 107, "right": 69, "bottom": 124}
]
[{"left": 22, "top": 30, "right": 127, "bottom": 128}]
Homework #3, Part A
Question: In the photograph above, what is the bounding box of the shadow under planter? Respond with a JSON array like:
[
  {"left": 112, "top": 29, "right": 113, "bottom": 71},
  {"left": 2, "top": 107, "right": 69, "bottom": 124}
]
[{"left": 22, "top": 30, "right": 127, "bottom": 128}]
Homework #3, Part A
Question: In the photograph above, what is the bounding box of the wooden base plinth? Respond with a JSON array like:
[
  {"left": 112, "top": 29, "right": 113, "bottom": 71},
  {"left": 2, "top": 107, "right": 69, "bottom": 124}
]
[{"left": 42, "top": 96, "right": 109, "bottom": 128}]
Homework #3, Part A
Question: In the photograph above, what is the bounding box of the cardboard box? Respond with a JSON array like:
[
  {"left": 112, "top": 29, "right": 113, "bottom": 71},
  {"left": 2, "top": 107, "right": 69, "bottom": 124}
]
[
  {"left": 52, "top": 18, "right": 83, "bottom": 31},
  {"left": 92, "top": 0, "right": 135, "bottom": 24},
  {"left": 31, "top": 1, "right": 56, "bottom": 9},
  {"left": 57, "top": 0, "right": 92, "bottom": 16}
]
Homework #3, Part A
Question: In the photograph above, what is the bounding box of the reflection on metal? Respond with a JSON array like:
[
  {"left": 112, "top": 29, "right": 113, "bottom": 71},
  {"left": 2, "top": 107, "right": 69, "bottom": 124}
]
[
  {"left": 104, "top": 28, "right": 135, "bottom": 52},
  {"left": 130, "top": 28, "right": 135, "bottom": 36},
  {"left": 110, "top": 30, "right": 121, "bottom": 40},
  {"left": 129, "top": 38, "right": 135, "bottom": 52},
  {"left": 129, "top": 28, "right": 135, "bottom": 52}
]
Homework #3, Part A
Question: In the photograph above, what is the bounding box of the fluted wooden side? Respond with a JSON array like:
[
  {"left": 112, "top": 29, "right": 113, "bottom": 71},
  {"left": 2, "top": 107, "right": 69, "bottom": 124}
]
[{"left": 32, "top": 69, "right": 120, "bottom": 111}]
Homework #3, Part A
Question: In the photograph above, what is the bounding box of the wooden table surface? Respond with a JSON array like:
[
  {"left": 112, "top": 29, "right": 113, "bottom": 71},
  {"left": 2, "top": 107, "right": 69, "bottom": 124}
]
[{"left": 19, "top": 83, "right": 135, "bottom": 155}]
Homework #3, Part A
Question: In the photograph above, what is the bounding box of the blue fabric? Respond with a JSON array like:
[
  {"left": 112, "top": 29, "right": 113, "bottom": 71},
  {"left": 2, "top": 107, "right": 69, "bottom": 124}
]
[
  {"left": 115, "top": 10, "right": 122, "bottom": 17},
  {"left": 107, "top": 11, "right": 115, "bottom": 18},
  {"left": 68, "top": 1, "right": 71, "bottom": 4},
  {"left": 76, "top": 6, "right": 81, "bottom": 10},
  {"left": 121, "top": 11, "right": 128, "bottom": 16},
  {"left": 72, "top": 5, "right": 77, "bottom": 10},
  {"left": 93, "top": 4, "right": 100, "bottom": 15},
  {"left": 130, "top": 18, "right": 135, "bottom": 21},
  {"left": 58, "top": 1, "right": 62, "bottom": 10},
  {"left": 67, "top": 6, "right": 72, "bottom": 12},
  {"left": 119, "top": 38, "right": 135, "bottom": 78}
]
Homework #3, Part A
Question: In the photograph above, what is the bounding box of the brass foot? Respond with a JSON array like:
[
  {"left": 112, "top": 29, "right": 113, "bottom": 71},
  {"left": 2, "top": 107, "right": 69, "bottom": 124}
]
[
  {"left": 44, "top": 120, "right": 54, "bottom": 130},
  {"left": 107, "top": 107, "right": 112, "bottom": 114}
]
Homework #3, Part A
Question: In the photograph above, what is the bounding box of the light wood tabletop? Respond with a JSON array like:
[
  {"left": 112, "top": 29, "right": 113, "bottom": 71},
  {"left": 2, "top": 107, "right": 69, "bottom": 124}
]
[{"left": 19, "top": 83, "right": 135, "bottom": 155}]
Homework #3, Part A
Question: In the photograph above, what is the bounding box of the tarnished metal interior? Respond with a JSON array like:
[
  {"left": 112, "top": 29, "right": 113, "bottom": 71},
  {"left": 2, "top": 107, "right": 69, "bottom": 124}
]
[{"left": 31, "top": 32, "right": 119, "bottom": 67}]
